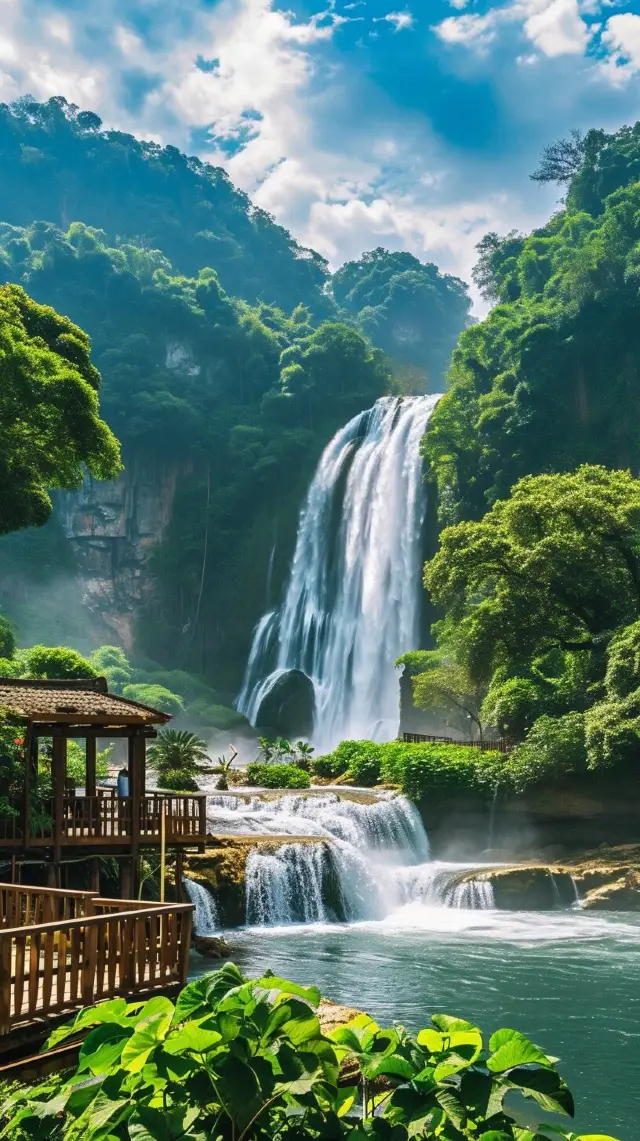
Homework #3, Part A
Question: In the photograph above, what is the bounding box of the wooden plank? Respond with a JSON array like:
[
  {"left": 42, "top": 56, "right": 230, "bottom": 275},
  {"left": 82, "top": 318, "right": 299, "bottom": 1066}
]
[
  {"left": 69, "top": 927, "right": 81, "bottom": 1003},
  {"left": 0, "top": 937, "right": 11, "bottom": 1033},
  {"left": 14, "top": 937, "right": 25, "bottom": 1017},
  {"left": 107, "top": 920, "right": 118, "bottom": 995},
  {"left": 85, "top": 737, "right": 97, "bottom": 798},
  {"left": 42, "top": 930, "right": 54, "bottom": 1010},
  {"left": 148, "top": 913, "right": 158, "bottom": 985},
  {"left": 82, "top": 922, "right": 98, "bottom": 1005},
  {"left": 27, "top": 934, "right": 40, "bottom": 1014},
  {"left": 56, "top": 930, "right": 68, "bottom": 1009}
]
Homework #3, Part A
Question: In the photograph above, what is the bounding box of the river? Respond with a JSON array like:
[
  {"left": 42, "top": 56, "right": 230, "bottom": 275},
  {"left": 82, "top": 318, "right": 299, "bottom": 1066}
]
[{"left": 186, "top": 790, "right": 640, "bottom": 1139}]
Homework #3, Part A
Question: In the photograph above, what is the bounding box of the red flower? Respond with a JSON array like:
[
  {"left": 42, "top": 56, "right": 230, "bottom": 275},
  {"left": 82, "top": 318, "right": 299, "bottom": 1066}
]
[{"left": 14, "top": 737, "right": 24, "bottom": 746}]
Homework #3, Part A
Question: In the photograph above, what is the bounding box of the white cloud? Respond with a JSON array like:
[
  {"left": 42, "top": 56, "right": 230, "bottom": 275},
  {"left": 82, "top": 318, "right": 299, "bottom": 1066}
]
[
  {"left": 381, "top": 11, "right": 415, "bottom": 31},
  {"left": 435, "top": 13, "right": 497, "bottom": 49},
  {"left": 434, "top": 0, "right": 591, "bottom": 58},
  {"left": 524, "top": 0, "right": 589, "bottom": 55},
  {"left": 600, "top": 12, "right": 640, "bottom": 80}
]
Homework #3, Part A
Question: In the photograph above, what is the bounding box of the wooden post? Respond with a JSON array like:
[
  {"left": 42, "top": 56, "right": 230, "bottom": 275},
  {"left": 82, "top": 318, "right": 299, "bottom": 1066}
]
[
  {"left": 120, "top": 858, "right": 133, "bottom": 900},
  {"left": 52, "top": 735, "right": 67, "bottom": 879},
  {"left": 85, "top": 736, "right": 97, "bottom": 797},
  {"left": 175, "top": 848, "right": 184, "bottom": 902},
  {"left": 90, "top": 859, "right": 100, "bottom": 895},
  {"left": 160, "top": 801, "right": 166, "bottom": 903},
  {"left": 22, "top": 730, "right": 34, "bottom": 851}
]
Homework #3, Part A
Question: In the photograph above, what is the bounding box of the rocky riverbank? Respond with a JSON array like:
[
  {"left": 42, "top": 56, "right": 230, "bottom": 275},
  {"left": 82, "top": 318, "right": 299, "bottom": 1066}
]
[{"left": 455, "top": 844, "right": 640, "bottom": 910}]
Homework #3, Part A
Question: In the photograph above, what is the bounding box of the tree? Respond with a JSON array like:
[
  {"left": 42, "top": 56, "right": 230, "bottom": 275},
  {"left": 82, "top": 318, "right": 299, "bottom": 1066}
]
[
  {"left": 148, "top": 728, "right": 212, "bottom": 791},
  {"left": 425, "top": 467, "right": 640, "bottom": 683},
  {"left": 89, "top": 645, "right": 132, "bottom": 693},
  {"left": 331, "top": 247, "right": 471, "bottom": 386},
  {"left": 25, "top": 644, "right": 97, "bottom": 680},
  {"left": 530, "top": 128, "right": 586, "bottom": 184},
  {"left": 122, "top": 683, "right": 184, "bottom": 717},
  {"left": 409, "top": 652, "right": 488, "bottom": 742},
  {"left": 0, "top": 283, "right": 121, "bottom": 534}
]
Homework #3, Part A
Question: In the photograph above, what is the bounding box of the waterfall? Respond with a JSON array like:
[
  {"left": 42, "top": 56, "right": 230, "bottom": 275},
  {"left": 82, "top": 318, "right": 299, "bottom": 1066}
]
[
  {"left": 205, "top": 791, "right": 497, "bottom": 927},
  {"left": 184, "top": 877, "right": 218, "bottom": 934},
  {"left": 237, "top": 394, "right": 441, "bottom": 751}
]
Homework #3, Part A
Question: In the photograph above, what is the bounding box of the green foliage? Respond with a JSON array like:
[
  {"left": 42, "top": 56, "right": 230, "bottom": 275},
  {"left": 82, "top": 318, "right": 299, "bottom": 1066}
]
[
  {"left": 0, "top": 964, "right": 604, "bottom": 1141},
  {"left": 331, "top": 248, "right": 471, "bottom": 386},
  {"left": 246, "top": 763, "right": 311, "bottom": 789},
  {"left": 310, "top": 752, "right": 350, "bottom": 779},
  {"left": 186, "top": 699, "right": 248, "bottom": 730},
  {"left": 65, "top": 741, "right": 111, "bottom": 786},
  {"left": 505, "top": 713, "right": 587, "bottom": 792},
  {"left": 481, "top": 674, "right": 550, "bottom": 739},
  {"left": 25, "top": 644, "right": 97, "bottom": 680},
  {"left": 425, "top": 466, "right": 640, "bottom": 685},
  {"left": 122, "top": 684, "right": 185, "bottom": 718},
  {"left": 0, "top": 615, "right": 15, "bottom": 659},
  {"left": 426, "top": 122, "right": 640, "bottom": 523},
  {"left": 89, "top": 646, "right": 132, "bottom": 693},
  {"left": 316, "top": 741, "right": 504, "bottom": 798},
  {"left": 0, "top": 97, "right": 331, "bottom": 316},
  {"left": 147, "top": 729, "right": 212, "bottom": 791},
  {"left": 410, "top": 654, "right": 487, "bottom": 741},
  {"left": 0, "top": 282, "right": 120, "bottom": 534}
]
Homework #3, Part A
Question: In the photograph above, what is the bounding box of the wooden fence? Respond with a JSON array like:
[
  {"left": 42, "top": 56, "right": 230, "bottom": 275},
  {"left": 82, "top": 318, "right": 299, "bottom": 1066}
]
[
  {"left": 0, "top": 885, "right": 193, "bottom": 1037},
  {"left": 401, "top": 732, "right": 513, "bottom": 753},
  {"left": 1, "top": 793, "right": 207, "bottom": 848}
]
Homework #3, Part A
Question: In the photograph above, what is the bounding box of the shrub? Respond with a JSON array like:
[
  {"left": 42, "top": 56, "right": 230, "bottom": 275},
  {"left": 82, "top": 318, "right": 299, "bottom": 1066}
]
[
  {"left": 321, "top": 740, "right": 383, "bottom": 786},
  {"left": 246, "top": 762, "right": 310, "bottom": 789},
  {"left": 315, "top": 740, "right": 503, "bottom": 797},
  {"left": 122, "top": 683, "right": 185, "bottom": 717},
  {"left": 507, "top": 712, "right": 587, "bottom": 791},
  {"left": 148, "top": 729, "right": 211, "bottom": 791},
  {"left": 311, "top": 752, "right": 350, "bottom": 778},
  {"left": 187, "top": 698, "right": 248, "bottom": 730},
  {"left": 25, "top": 644, "right": 97, "bottom": 680},
  {"left": 0, "top": 964, "right": 594, "bottom": 1141}
]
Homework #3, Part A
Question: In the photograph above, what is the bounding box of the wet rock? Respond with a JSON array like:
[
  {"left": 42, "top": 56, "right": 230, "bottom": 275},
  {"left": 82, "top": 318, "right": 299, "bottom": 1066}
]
[
  {"left": 473, "top": 866, "right": 576, "bottom": 909},
  {"left": 255, "top": 668, "right": 315, "bottom": 738},
  {"left": 193, "top": 934, "right": 231, "bottom": 958},
  {"left": 582, "top": 872, "right": 640, "bottom": 911}
]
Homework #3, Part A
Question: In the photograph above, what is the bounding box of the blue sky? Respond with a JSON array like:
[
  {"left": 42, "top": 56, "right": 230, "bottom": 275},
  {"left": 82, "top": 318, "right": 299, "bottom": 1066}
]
[{"left": 2, "top": 0, "right": 640, "bottom": 309}]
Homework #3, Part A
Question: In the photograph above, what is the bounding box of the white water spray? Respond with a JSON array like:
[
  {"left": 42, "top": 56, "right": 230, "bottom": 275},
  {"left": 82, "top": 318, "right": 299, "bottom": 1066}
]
[
  {"left": 237, "top": 395, "right": 441, "bottom": 751},
  {"left": 184, "top": 877, "right": 218, "bottom": 934},
  {"left": 187, "top": 792, "right": 498, "bottom": 929}
]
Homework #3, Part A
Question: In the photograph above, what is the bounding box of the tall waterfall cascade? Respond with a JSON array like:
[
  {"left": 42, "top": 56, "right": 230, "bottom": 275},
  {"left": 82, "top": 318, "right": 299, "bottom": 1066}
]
[
  {"left": 191, "top": 792, "right": 496, "bottom": 928},
  {"left": 237, "top": 394, "right": 442, "bottom": 751}
]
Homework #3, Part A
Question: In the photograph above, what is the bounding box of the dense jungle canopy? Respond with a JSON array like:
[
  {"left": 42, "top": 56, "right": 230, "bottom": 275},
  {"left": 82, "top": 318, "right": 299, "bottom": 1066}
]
[{"left": 424, "top": 121, "right": 640, "bottom": 524}]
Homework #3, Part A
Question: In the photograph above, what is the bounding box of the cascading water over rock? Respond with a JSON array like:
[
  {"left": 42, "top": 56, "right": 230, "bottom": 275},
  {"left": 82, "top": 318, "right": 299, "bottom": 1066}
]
[
  {"left": 237, "top": 394, "right": 441, "bottom": 751},
  {"left": 184, "top": 877, "right": 218, "bottom": 934},
  {"left": 188, "top": 792, "right": 497, "bottom": 929}
]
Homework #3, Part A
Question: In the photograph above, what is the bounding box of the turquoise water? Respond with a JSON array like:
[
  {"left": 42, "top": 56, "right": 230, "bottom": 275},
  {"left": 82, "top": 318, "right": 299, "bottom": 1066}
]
[{"left": 192, "top": 908, "right": 640, "bottom": 1140}]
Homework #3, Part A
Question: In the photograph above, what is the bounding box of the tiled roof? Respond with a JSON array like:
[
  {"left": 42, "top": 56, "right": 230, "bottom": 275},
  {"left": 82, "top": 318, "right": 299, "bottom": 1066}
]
[{"left": 0, "top": 677, "right": 171, "bottom": 725}]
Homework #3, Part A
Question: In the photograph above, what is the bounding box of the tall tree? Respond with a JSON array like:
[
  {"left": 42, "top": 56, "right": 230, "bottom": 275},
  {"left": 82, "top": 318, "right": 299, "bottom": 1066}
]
[{"left": 0, "top": 283, "right": 121, "bottom": 534}]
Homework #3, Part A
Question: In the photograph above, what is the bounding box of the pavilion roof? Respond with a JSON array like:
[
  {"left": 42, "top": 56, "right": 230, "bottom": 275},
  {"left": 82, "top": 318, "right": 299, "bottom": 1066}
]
[{"left": 0, "top": 677, "right": 172, "bottom": 726}]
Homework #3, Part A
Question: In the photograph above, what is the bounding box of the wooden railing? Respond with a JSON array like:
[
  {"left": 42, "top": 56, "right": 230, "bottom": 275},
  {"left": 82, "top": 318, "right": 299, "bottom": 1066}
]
[
  {"left": 22, "top": 794, "right": 207, "bottom": 847},
  {"left": 0, "top": 895, "right": 193, "bottom": 1036},
  {"left": 401, "top": 732, "right": 513, "bottom": 754},
  {"left": 0, "top": 884, "right": 96, "bottom": 928}
]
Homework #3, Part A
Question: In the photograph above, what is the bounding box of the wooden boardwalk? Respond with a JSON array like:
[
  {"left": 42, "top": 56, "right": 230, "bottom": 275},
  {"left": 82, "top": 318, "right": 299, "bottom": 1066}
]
[{"left": 0, "top": 885, "right": 193, "bottom": 1040}]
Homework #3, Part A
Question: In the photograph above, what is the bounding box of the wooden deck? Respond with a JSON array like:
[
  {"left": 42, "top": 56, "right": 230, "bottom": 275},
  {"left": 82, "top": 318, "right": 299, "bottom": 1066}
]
[
  {"left": 0, "top": 884, "right": 193, "bottom": 1040},
  {"left": 0, "top": 792, "right": 207, "bottom": 849}
]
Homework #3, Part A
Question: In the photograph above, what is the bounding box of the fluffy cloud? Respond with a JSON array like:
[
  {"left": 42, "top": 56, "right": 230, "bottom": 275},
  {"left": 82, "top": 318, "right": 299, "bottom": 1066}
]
[
  {"left": 0, "top": 0, "right": 637, "bottom": 317},
  {"left": 435, "top": 0, "right": 591, "bottom": 58},
  {"left": 600, "top": 12, "right": 640, "bottom": 81}
]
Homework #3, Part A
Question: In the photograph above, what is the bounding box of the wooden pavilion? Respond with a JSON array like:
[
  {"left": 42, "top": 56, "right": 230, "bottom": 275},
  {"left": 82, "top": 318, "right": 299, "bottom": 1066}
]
[{"left": 0, "top": 676, "right": 207, "bottom": 897}]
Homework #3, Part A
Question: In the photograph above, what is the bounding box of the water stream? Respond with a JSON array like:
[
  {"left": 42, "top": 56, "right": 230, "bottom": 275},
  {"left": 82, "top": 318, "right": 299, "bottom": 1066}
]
[{"left": 237, "top": 395, "right": 441, "bottom": 750}]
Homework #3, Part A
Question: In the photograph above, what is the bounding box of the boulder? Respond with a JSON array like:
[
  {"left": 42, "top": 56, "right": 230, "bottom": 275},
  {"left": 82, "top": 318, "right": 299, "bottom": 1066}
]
[
  {"left": 194, "top": 934, "right": 231, "bottom": 958},
  {"left": 255, "top": 669, "right": 315, "bottom": 738},
  {"left": 582, "top": 872, "right": 640, "bottom": 911}
]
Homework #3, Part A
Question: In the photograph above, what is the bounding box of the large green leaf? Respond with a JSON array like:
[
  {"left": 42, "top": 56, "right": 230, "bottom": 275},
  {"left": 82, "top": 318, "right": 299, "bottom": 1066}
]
[
  {"left": 487, "top": 1030, "right": 552, "bottom": 1072},
  {"left": 163, "top": 1020, "right": 222, "bottom": 1057},
  {"left": 254, "top": 975, "right": 321, "bottom": 1008},
  {"left": 362, "top": 1055, "right": 415, "bottom": 1082},
  {"left": 172, "top": 979, "right": 211, "bottom": 1025},
  {"left": 128, "top": 1105, "right": 203, "bottom": 1141},
  {"left": 506, "top": 1066, "right": 574, "bottom": 1117},
  {"left": 78, "top": 1024, "right": 131, "bottom": 1075},
  {"left": 214, "top": 1054, "right": 269, "bottom": 1134},
  {"left": 121, "top": 1013, "right": 172, "bottom": 1074}
]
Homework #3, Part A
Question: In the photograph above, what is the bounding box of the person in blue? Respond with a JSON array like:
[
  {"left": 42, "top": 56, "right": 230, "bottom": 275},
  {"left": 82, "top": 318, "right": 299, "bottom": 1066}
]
[{"left": 117, "top": 767, "right": 129, "bottom": 797}]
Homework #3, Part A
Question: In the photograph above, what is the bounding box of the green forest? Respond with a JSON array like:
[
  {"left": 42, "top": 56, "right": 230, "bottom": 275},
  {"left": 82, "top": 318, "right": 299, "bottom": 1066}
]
[{"left": 0, "top": 96, "right": 470, "bottom": 692}]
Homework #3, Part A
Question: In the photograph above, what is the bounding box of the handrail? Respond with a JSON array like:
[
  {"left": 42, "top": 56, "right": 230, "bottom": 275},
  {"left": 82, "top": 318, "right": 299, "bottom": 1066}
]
[
  {"left": 0, "top": 902, "right": 193, "bottom": 940},
  {"left": 0, "top": 883, "right": 96, "bottom": 900}
]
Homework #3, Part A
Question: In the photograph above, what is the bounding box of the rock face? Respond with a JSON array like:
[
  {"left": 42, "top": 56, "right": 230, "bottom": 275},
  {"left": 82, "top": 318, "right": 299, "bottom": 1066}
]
[
  {"left": 455, "top": 845, "right": 640, "bottom": 911},
  {"left": 255, "top": 669, "right": 315, "bottom": 738},
  {"left": 193, "top": 934, "right": 231, "bottom": 958},
  {"left": 57, "top": 458, "right": 184, "bottom": 648}
]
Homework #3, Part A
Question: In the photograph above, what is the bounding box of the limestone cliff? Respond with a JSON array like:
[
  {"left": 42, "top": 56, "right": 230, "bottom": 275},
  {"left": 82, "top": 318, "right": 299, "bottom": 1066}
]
[{"left": 57, "top": 456, "right": 185, "bottom": 649}]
